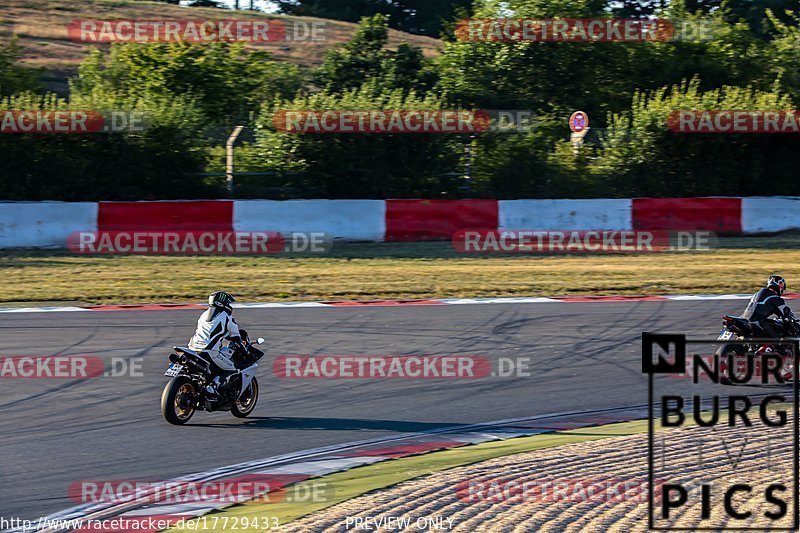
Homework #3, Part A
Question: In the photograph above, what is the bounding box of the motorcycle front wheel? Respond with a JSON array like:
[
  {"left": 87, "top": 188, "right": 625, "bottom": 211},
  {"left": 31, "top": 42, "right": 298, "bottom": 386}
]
[
  {"left": 231, "top": 377, "right": 259, "bottom": 418},
  {"left": 161, "top": 376, "right": 198, "bottom": 425}
]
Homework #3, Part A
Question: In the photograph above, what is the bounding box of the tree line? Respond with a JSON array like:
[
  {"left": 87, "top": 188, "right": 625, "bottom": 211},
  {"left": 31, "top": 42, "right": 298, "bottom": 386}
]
[{"left": 1, "top": 0, "right": 800, "bottom": 200}]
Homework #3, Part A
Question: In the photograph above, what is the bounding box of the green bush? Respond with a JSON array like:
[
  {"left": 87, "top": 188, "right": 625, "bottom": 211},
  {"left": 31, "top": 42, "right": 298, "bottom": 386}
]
[
  {"left": 249, "top": 82, "right": 467, "bottom": 198},
  {"left": 0, "top": 92, "right": 213, "bottom": 200},
  {"left": 587, "top": 80, "right": 800, "bottom": 196}
]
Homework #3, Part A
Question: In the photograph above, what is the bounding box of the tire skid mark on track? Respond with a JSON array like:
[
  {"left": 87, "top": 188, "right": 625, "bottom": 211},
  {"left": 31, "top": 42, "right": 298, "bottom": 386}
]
[
  {"left": 0, "top": 331, "right": 172, "bottom": 411},
  {"left": 0, "top": 322, "right": 103, "bottom": 410},
  {"left": 568, "top": 300, "right": 666, "bottom": 379}
]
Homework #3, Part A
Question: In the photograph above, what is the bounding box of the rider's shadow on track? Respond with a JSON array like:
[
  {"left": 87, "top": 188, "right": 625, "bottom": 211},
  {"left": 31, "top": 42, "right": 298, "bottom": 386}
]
[{"left": 186, "top": 417, "right": 465, "bottom": 432}]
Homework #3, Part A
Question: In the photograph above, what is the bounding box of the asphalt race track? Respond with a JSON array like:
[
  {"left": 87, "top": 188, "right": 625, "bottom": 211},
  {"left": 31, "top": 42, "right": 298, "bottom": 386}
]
[{"left": 0, "top": 299, "right": 769, "bottom": 520}]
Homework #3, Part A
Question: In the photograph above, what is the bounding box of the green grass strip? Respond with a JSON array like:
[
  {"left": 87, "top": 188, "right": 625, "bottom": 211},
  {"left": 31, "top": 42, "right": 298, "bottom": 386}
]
[{"left": 6, "top": 236, "right": 800, "bottom": 305}]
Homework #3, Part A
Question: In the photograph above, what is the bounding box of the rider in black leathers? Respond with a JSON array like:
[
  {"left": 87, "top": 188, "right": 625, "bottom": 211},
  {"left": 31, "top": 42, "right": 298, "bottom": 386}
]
[{"left": 741, "top": 275, "right": 794, "bottom": 338}]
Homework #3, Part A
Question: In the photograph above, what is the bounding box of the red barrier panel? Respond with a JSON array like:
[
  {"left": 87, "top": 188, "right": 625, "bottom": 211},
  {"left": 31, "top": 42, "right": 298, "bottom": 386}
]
[
  {"left": 632, "top": 198, "right": 742, "bottom": 234},
  {"left": 98, "top": 201, "right": 233, "bottom": 231},
  {"left": 385, "top": 200, "right": 498, "bottom": 241}
]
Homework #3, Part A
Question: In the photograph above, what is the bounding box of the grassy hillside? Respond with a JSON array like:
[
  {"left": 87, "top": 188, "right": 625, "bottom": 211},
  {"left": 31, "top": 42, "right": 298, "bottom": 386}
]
[{"left": 0, "top": 0, "right": 442, "bottom": 94}]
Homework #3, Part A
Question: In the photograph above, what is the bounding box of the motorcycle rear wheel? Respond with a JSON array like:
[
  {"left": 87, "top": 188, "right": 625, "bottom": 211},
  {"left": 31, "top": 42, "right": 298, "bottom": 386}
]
[
  {"left": 161, "top": 376, "right": 198, "bottom": 425},
  {"left": 231, "top": 377, "right": 259, "bottom": 418}
]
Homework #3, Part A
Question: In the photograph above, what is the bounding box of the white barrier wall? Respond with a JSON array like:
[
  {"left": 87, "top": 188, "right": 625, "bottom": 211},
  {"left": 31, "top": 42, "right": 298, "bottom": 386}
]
[
  {"left": 742, "top": 197, "right": 800, "bottom": 234},
  {"left": 0, "top": 202, "right": 97, "bottom": 248},
  {"left": 233, "top": 200, "right": 386, "bottom": 241},
  {"left": 498, "top": 199, "right": 633, "bottom": 231}
]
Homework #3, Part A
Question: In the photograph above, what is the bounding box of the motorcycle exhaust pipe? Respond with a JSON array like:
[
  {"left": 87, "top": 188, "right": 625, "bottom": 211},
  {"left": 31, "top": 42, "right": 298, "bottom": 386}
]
[
  {"left": 178, "top": 352, "right": 210, "bottom": 373},
  {"left": 169, "top": 353, "right": 193, "bottom": 366}
]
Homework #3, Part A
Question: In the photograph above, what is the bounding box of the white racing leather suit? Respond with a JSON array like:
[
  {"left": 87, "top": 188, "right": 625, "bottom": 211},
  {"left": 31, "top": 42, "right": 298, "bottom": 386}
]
[{"left": 188, "top": 306, "right": 241, "bottom": 372}]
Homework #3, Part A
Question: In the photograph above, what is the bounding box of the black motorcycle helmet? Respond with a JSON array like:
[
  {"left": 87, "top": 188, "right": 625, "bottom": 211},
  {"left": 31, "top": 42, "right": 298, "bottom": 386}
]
[
  {"left": 767, "top": 275, "right": 787, "bottom": 296},
  {"left": 208, "top": 291, "right": 236, "bottom": 313}
]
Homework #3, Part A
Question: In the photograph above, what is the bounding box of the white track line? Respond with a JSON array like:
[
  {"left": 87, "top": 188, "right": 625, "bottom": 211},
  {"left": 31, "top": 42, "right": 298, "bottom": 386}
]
[{"left": 1, "top": 293, "right": 792, "bottom": 314}]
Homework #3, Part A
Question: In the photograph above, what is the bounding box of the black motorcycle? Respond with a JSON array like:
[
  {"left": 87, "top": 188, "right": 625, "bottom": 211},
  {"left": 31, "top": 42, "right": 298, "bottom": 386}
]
[
  {"left": 715, "top": 315, "right": 798, "bottom": 383},
  {"left": 160, "top": 331, "right": 265, "bottom": 425}
]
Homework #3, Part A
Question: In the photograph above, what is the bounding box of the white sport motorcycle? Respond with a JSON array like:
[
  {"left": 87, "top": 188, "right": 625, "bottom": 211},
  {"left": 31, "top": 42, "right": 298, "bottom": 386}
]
[{"left": 161, "top": 332, "right": 265, "bottom": 425}]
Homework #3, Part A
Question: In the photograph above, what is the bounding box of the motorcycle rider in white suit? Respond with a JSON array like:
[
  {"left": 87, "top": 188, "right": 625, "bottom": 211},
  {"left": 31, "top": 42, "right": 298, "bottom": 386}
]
[{"left": 188, "top": 291, "right": 246, "bottom": 398}]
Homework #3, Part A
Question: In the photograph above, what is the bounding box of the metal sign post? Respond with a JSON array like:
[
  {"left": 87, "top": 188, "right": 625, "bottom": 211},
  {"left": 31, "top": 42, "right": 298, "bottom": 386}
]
[{"left": 226, "top": 125, "right": 245, "bottom": 197}]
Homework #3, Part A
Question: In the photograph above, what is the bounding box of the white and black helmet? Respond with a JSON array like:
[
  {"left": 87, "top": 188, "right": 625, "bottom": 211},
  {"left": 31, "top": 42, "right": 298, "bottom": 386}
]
[
  {"left": 767, "top": 275, "right": 787, "bottom": 295},
  {"left": 209, "top": 291, "right": 236, "bottom": 312}
]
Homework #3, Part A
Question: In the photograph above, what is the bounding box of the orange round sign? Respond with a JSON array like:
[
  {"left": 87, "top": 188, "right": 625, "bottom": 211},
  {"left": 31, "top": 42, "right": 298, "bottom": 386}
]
[{"left": 569, "top": 111, "right": 589, "bottom": 133}]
